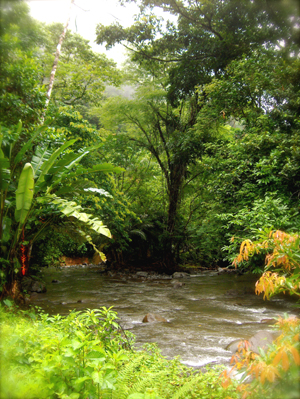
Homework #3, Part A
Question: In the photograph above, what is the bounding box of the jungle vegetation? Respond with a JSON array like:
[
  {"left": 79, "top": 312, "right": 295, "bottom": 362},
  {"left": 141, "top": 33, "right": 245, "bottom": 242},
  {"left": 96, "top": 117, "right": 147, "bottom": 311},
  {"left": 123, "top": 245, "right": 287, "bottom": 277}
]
[
  {"left": 0, "top": 1, "right": 300, "bottom": 398},
  {"left": 0, "top": 0, "right": 299, "bottom": 282}
]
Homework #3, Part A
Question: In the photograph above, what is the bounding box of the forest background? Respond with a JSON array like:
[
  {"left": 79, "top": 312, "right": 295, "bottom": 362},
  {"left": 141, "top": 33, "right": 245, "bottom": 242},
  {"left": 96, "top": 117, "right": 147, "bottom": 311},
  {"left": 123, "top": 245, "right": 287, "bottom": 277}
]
[
  {"left": 0, "top": 0, "right": 300, "bottom": 289},
  {"left": 1, "top": 1, "right": 300, "bottom": 399}
]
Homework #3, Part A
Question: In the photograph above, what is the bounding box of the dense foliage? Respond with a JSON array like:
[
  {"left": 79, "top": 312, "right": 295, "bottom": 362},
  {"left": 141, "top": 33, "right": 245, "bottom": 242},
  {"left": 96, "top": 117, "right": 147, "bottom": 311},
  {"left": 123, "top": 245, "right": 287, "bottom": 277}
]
[
  {"left": 1, "top": 300, "right": 299, "bottom": 399},
  {"left": 0, "top": 302, "right": 240, "bottom": 399},
  {"left": 1, "top": 0, "right": 300, "bottom": 277}
]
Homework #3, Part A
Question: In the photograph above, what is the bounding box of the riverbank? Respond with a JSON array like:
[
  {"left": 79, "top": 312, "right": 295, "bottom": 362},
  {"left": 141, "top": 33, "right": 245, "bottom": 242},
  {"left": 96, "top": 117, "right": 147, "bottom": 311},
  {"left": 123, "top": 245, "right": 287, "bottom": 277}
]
[{"left": 27, "top": 265, "right": 299, "bottom": 368}]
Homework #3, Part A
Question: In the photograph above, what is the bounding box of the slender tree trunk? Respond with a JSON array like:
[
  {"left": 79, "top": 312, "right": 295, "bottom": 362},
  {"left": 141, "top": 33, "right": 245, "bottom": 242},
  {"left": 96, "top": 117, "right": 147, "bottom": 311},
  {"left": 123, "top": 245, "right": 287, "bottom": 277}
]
[
  {"left": 163, "top": 162, "right": 186, "bottom": 272},
  {"left": 44, "top": 0, "right": 74, "bottom": 111}
]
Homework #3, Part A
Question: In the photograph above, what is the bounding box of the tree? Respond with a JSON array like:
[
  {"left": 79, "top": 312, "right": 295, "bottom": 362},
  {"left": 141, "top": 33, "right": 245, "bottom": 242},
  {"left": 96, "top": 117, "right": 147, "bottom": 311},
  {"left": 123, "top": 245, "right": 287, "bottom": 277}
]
[
  {"left": 96, "top": 0, "right": 299, "bottom": 103},
  {"left": 98, "top": 66, "right": 209, "bottom": 271},
  {"left": 43, "top": 24, "right": 122, "bottom": 114},
  {"left": 0, "top": 122, "right": 124, "bottom": 295},
  {"left": 0, "top": 1, "right": 47, "bottom": 127}
]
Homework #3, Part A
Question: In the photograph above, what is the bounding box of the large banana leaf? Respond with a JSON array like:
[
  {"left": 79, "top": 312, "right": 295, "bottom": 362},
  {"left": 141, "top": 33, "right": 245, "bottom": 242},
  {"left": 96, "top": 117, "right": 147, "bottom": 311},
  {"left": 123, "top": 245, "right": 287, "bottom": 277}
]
[
  {"left": 39, "top": 194, "right": 112, "bottom": 238},
  {"left": 15, "top": 163, "right": 34, "bottom": 224},
  {"left": 41, "top": 143, "right": 105, "bottom": 189},
  {"left": 65, "top": 163, "right": 125, "bottom": 180},
  {"left": 35, "top": 138, "right": 78, "bottom": 190},
  {"left": 31, "top": 146, "right": 52, "bottom": 177}
]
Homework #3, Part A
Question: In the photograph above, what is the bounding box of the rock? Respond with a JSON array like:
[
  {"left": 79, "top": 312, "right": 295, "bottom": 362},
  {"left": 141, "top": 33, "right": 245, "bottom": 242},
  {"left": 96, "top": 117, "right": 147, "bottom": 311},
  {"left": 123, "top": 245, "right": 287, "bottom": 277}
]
[
  {"left": 242, "top": 287, "right": 255, "bottom": 295},
  {"left": 160, "top": 275, "right": 172, "bottom": 280},
  {"left": 172, "top": 272, "right": 190, "bottom": 278},
  {"left": 21, "top": 277, "right": 46, "bottom": 293},
  {"left": 21, "top": 277, "right": 34, "bottom": 292},
  {"left": 226, "top": 330, "right": 275, "bottom": 354},
  {"left": 51, "top": 279, "right": 60, "bottom": 283},
  {"left": 260, "top": 318, "right": 277, "bottom": 325},
  {"left": 226, "top": 339, "right": 244, "bottom": 353},
  {"left": 225, "top": 289, "right": 240, "bottom": 297},
  {"left": 31, "top": 281, "right": 47, "bottom": 293},
  {"left": 171, "top": 280, "right": 185, "bottom": 288},
  {"left": 142, "top": 313, "right": 167, "bottom": 323},
  {"left": 136, "top": 271, "right": 149, "bottom": 278},
  {"left": 173, "top": 282, "right": 185, "bottom": 289},
  {"left": 218, "top": 267, "right": 225, "bottom": 274}
]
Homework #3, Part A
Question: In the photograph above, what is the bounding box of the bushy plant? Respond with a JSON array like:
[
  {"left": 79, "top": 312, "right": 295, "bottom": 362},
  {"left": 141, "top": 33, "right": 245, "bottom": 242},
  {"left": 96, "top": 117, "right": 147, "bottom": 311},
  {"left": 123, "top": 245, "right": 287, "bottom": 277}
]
[
  {"left": 0, "top": 302, "right": 240, "bottom": 399},
  {"left": 220, "top": 195, "right": 300, "bottom": 272},
  {"left": 222, "top": 229, "right": 300, "bottom": 398},
  {"left": 0, "top": 303, "right": 134, "bottom": 399}
]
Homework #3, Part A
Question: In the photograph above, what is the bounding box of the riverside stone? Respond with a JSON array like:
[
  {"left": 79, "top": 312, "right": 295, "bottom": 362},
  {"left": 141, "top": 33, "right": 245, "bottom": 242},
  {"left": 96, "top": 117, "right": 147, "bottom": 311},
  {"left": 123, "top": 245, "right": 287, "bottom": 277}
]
[
  {"left": 142, "top": 313, "right": 167, "bottom": 323},
  {"left": 226, "top": 330, "right": 275, "bottom": 354},
  {"left": 172, "top": 272, "right": 190, "bottom": 278}
]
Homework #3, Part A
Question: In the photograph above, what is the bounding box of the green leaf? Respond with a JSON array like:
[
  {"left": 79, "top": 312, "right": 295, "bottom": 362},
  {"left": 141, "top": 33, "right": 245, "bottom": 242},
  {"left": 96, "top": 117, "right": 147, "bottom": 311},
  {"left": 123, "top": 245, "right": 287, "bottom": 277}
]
[
  {"left": 0, "top": 153, "right": 10, "bottom": 190},
  {"left": 49, "top": 195, "right": 112, "bottom": 238},
  {"left": 92, "top": 370, "right": 103, "bottom": 385},
  {"left": 14, "top": 125, "right": 48, "bottom": 165},
  {"left": 35, "top": 139, "right": 78, "bottom": 190},
  {"left": 3, "top": 298, "right": 13, "bottom": 307},
  {"left": 71, "top": 340, "right": 84, "bottom": 350},
  {"left": 66, "top": 163, "right": 125, "bottom": 180},
  {"left": 127, "top": 394, "right": 145, "bottom": 399},
  {"left": 2, "top": 216, "right": 12, "bottom": 243},
  {"left": 31, "top": 146, "right": 52, "bottom": 177},
  {"left": 15, "top": 163, "right": 34, "bottom": 224}
]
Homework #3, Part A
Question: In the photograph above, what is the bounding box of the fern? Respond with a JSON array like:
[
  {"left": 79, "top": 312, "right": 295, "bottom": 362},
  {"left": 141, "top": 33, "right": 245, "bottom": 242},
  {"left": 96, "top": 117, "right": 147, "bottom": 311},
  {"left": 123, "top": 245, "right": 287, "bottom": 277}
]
[
  {"left": 170, "top": 375, "right": 202, "bottom": 399},
  {"left": 127, "top": 372, "right": 165, "bottom": 396},
  {"left": 112, "top": 354, "right": 147, "bottom": 399}
]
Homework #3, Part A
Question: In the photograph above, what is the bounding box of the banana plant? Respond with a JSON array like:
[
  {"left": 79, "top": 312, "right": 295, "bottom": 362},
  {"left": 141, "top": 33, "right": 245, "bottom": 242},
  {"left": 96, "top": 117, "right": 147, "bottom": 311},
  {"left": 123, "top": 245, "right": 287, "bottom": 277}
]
[{"left": 0, "top": 123, "right": 124, "bottom": 291}]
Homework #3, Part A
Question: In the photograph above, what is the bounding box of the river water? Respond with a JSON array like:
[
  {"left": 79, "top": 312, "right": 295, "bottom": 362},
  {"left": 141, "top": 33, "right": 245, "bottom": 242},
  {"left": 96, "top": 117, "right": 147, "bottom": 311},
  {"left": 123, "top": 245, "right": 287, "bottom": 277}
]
[{"left": 30, "top": 267, "right": 299, "bottom": 367}]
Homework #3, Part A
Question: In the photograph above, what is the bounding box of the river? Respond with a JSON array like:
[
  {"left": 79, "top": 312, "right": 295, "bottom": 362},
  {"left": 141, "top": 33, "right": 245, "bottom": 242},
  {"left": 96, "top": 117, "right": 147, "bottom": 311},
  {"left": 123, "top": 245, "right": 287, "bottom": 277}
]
[{"left": 30, "top": 266, "right": 299, "bottom": 367}]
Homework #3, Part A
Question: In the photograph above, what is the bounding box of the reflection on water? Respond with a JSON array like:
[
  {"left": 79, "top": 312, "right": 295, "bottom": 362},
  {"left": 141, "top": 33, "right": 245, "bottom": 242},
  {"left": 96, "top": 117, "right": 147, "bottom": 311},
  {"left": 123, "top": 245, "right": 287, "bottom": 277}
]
[{"left": 30, "top": 267, "right": 299, "bottom": 367}]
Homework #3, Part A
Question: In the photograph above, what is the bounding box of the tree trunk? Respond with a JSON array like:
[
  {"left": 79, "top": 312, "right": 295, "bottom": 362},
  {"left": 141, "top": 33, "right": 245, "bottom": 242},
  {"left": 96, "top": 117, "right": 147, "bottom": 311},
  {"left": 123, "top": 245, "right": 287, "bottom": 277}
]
[
  {"left": 163, "top": 162, "right": 186, "bottom": 272},
  {"left": 44, "top": 0, "right": 74, "bottom": 111}
]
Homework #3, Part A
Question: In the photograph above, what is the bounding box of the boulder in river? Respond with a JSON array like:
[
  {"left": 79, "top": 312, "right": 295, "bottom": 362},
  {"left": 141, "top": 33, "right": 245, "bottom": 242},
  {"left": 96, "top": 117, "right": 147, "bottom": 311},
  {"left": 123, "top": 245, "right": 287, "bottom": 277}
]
[
  {"left": 226, "top": 330, "right": 275, "bottom": 354},
  {"left": 171, "top": 280, "right": 185, "bottom": 289},
  {"left": 21, "top": 277, "right": 47, "bottom": 293},
  {"left": 142, "top": 313, "right": 167, "bottom": 323},
  {"left": 136, "top": 271, "right": 149, "bottom": 278},
  {"left": 172, "top": 272, "right": 190, "bottom": 279}
]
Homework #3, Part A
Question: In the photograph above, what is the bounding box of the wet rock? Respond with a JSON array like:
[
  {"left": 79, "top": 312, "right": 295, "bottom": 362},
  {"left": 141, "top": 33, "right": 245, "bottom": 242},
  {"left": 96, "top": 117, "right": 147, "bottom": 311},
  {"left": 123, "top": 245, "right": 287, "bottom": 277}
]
[
  {"left": 31, "top": 281, "right": 47, "bottom": 293},
  {"left": 226, "top": 330, "right": 275, "bottom": 354},
  {"left": 24, "top": 296, "right": 31, "bottom": 304},
  {"left": 173, "top": 282, "right": 185, "bottom": 289},
  {"left": 225, "top": 289, "right": 240, "bottom": 297},
  {"left": 21, "top": 277, "right": 46, "bottom": 293},
  {"left": 51, "top": 279, "right": 60, "bottom": 284},
  {"left": 142, "top": 313, "right": 167, "bottom": 323},
  {"left": 136, "top": 271, "right": 149, "bottom": 278},
  {"left": 171, "top": 280, "right": 185, "bottom": 289},
  {"left": 242, "top": 287, "right": 255, "bottom": 295},
  {"left": 172, "top": 272, "right": 190, "bottom": 279},
  {"left": 160, "top": 275, "right": 172, "bottom": 280},
  {"left": 260, "top": 318, "right": 277, "bottom": 325}
]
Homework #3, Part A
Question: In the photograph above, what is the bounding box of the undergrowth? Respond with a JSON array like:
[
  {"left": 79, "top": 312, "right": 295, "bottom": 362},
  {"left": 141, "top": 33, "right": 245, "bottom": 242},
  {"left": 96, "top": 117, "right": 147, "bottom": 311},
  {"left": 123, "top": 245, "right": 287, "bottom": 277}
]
[
  {"left": 0, "top": 301, "right": 238, "bottom": 399},
  {"left": 1, "top": 300, "right": 299, "bottom": 399}
]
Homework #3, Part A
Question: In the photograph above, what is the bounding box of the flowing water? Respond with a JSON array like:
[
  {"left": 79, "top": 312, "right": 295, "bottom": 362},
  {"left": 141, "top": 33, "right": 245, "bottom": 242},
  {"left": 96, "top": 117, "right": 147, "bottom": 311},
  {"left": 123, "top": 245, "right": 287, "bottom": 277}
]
[{"left": 30, "top": 266, "right": 299, "bottom": 367}]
